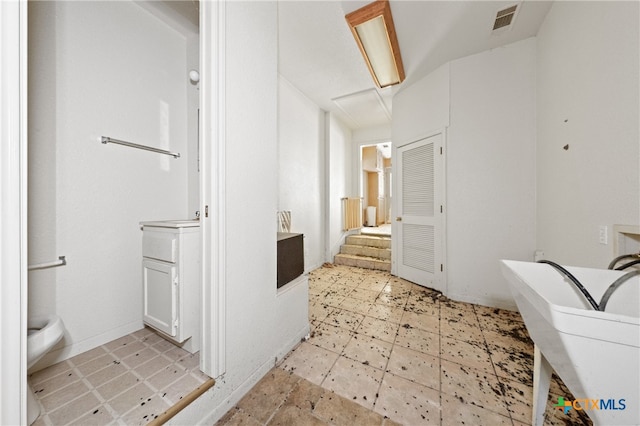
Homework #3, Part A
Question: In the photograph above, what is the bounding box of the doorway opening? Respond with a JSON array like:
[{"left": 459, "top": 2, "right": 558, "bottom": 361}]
[{"left": 360, "top": 143, "right": 392, "bottom": 238}]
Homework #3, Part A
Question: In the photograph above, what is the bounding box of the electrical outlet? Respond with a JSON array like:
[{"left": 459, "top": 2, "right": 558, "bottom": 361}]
[{"left": 599, "top": 225, "right": 608, "bottom": 245}]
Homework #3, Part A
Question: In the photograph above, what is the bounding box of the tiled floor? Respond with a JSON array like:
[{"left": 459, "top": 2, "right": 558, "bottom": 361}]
[
  {"left": 218, "top": 264, "right": 592, "bottom": 426},
  {"left": 30, "top": 327, "right": 212, "bottom": 426}
]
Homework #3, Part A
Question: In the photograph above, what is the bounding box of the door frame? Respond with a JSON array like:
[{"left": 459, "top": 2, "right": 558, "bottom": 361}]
[
  {"left": 0, "top": 0, "right": 28, "bottom": 423},
  {"left": 391, "top": 128, "right": 447, "bottom": 294},
  {"left": 200, "top": 0, "right": 226, "bottom": 379}
]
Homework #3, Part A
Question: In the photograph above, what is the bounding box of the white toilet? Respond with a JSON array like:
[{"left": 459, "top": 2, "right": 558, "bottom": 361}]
[{"left": 27, "top": 315, "right": 65, "bottom": 425}]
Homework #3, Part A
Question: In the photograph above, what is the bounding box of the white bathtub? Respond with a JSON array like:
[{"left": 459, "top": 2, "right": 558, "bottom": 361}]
[{"left": 501, "top": 260, "right": 640, "bottom": 426}]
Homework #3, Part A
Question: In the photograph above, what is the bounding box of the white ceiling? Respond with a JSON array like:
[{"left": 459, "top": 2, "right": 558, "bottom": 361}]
[
  {"left": 147, "top": 1, "right": 553, "bottom": 131},
  {"left": 278, "top": 1, "right": 553, "bottom": 130}
]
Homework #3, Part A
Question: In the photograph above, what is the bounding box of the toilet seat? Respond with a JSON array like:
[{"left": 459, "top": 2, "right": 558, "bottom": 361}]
[{"left": 27, "top": 315, "right": 65, "bottom": 371}]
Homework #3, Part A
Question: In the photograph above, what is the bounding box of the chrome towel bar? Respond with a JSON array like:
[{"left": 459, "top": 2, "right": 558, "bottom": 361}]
[
  {"left": 28, "top": 256, "right": 66, "bottom": 271},
  {"left": 101, "top": 136, "right": 180, "bottom": 159}
]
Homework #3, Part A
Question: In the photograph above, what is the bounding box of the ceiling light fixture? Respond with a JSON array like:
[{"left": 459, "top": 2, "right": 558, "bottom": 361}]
[{"left": 345, "top": 0, "right": 405, "bottom": 88}]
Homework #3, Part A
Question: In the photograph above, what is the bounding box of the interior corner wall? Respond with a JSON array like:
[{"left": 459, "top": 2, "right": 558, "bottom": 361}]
[
  {"left": 29, "top": 1, "right": 191, "bottom": 368},
  {"left": 328, "top": 114, "right": 353, "bottom": 260},
  {"left": 447, "top": 38, "right": 537, "bottom": 309},
  {"left": 536, "top": 1, "right": 640, "bottom": 268},
  {"left": 171, "top": 3, "right": 308, "bottom": 424},
  {"left": 278, "top": 76, "right": 325, "bottom": 271}
]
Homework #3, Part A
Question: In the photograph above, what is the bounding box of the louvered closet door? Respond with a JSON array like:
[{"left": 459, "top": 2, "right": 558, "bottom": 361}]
[{"left": 396, "top": 133, "right": 443, "bottom": 290}]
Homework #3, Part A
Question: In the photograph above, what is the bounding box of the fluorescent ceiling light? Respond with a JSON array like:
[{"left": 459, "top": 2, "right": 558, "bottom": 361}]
[{"left": 346, "top": 0, "right": 405, "bottom": 88}]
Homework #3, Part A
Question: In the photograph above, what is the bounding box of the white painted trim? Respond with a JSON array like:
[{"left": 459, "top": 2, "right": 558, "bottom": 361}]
[
  {"left": 200, "top": 0, "right": 226, "bottom": 379},
  {"left": 0, "top": 1, "right": 27, "bottom": 423}
]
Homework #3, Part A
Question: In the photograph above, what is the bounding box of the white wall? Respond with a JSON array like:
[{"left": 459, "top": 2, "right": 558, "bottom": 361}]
[
  {"left": 327, "top": 114, "right": 354, "bottom": 259},
  {"left": 28, "top": 1, "right": 195, "bottom": 367},
  {"left": 172, "top": 3, "right": 308, "bottom": 423},
  {"left": 392, "top": 40, "right": 537, "bottom": 309},
  {"left": 536, "top": 1, "right": 640, "bottom": 268},
  {"left": 278, "top": 77, "right": 325, "bottom": 271},
  {"left": 392, "top": 63, "right": 450, "bottom": 145},
  {"left": 447, "top": 38, "right": 537, "bottom": 309}
]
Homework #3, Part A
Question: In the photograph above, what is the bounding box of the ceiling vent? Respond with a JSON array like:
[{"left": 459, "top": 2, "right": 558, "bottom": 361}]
[{"left": 493, "top": 4, "right": 518, "bottom": 31}]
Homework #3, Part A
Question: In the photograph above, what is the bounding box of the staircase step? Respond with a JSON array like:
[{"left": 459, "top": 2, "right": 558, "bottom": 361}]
[
  {"left": 333, "top": 253, "right": 391, "bottom": 272},
  {"left": 345, "top": 235, "right": 391, "bottom": 249},
  {"left": 340, "top": 244, "right": 391, "bottom": 260}
]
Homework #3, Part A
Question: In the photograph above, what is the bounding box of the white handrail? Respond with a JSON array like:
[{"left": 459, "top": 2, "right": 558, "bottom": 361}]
[
  {"left": 28, "top": 256, "right": 66, "bottom": 271},
  {"left": 101, "top": 136, "right": 180, "bottom": 159}
]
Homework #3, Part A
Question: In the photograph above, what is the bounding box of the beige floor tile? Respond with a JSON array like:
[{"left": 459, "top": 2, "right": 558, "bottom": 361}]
[
  {"left": 324, "top": 309, "right": 365, "bottom": 332},
  {"left": 313, "top": 391, "right": 385, "bottom": 425},
  {"left": 440, "top": 317, "right": 484, "bottom": 343},
  {"left": 488, "top": 343, "right": 534, "bottom": 386},
  {"left": 147, "top": 363, "right": 188, "bottom": 390},
  {"left": 176, "top": 351, "right": 200, "bottom": 371},
  {"left": 323, "top": 356, "right": 384, "bottom": 410},
  {"left": 341, "top": 333, "right": 393, "bottom": 370},
  {"left": 280, "top": 342, "right": 339, "bottom": 385},
  {"left": 440, "top": 336, "right": 493, "bottom": 374},
  {"left": 404, "top": 301, "right": 440, "bottom": 317},
  {"left": 401, "top": 310, "right": 440, "bottom": 333},
  {"left": 483, "top": 326, "right": 533, "bottom": 353},
  {"left": 237, "top": 368, "right": 300, "bottom": 424},
  {"left": 121, "top": 347, "right": 158, "bottom": 369},
  {"left": 267, "top": 404, "right": 326, "bottom": 426},
  {"left": 358, "top": 279, "right": 388, "bottom": 293},
  {"left": 380, "top": 286, "right": 412, "bottom": 301},
  {"left": 112, "top": 340, "right": 147, "bottom": 359},
  {"left": 33, "top": 368, "right": 80, "bottom": 398},
  {"left": 47, "top": 391, "right": 101, "bottom": 425},
  {"left": 375, "top": 292, "right": 408, "bottom": 309},
  {"left": 386, "top": 345, "right": 440, "bottom": 390},
  {"left": 162, "top": 373, "right": 203, "bottom": 405},
  {"left": 96, "top": 371, "right": 141, "bottom": 401},
  {"left": 395, "top": 324, "right": 439, "bottom": 356},
  {"left": 367, "top": 303, "right": 405, "bottom": 324},
  {"left": 104, "top": 334, "right": 137, "bottom": 351},
  {"left": 40, "top": 380, "right": 91, "bottom": 412},
  {"left": 338, "top": 296, "right": 373, "bottom": 316},
  {"left": 152, "top": 338, "right": 178, "bottom": 354},
  {"left": 68, "top": 346, "right": 108, "bottom": 368},
  {"left": 500, "top": 376, "right": 534, "bottom": 424},
  {"left": 349, "top": 287, "right": 381, "bottom": 303},
  {"left": 30, "top": 361, "right": 73, "bottom": 386},
  {"left": 440, "top": 359, "right": 509, "bottom": 416},
  {"left": 85, "top": 361, "right": 128, "bottom": 388},
  {"left": 373, "top": 372, "right": 440, "bottom": 425},
  {"left": 130, "top": 327, "right": 155, "bottom": 340},
  {"left": 67, "top": 405, "right": 115, "bottom": 425},
  {"left": 309, "top": 322, "right": 354, "bottom": 353},
  {"left": 108, "top": 382, "right": 155, "bottom": 414},
  {"left": 309, "top": 302, "right": 334, "bottom": 323},
  {"left": 75, "top": 353, "right": 117, "bottom": 377},
  {"left": 441, "top": 393, "right": 512, "bottom": 426},
  {"left": 282, "top": 378, "right": 325, "bottom": 411},
  {"left": 139, "top": 332, "right": 165, "bottom": 346},
  {"left": 357, "top": 316, "right": 400, "bottom": 343},
  {"left": 134, "top": 355, "right": 172, "bottom": 378},
  {"left": 318, "top": 292, "right": 347, "bottom": 308},
  {"left": 121, "top": 394, "right": 172, "bottom": 426}
]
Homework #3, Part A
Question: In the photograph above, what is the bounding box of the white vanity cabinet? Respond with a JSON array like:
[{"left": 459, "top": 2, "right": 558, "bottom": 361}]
[{"left": 140, "top": 220, "right": 200, "bottom": 353}]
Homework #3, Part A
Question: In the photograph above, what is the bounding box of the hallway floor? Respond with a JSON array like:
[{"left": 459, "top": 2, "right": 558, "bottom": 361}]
[{"left": 218, "top": 264, "right": 590, "bottom": 426}]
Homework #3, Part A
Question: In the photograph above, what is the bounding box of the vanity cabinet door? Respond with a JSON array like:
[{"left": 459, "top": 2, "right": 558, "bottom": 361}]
[{"left": 143, "top": 258, "right": 178, "bottom": 337}]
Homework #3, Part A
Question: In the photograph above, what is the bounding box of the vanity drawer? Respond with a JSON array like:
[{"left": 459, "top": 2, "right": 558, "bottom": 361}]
[{"left": 142, "top": 232, "right": 177, "bottom": 263}]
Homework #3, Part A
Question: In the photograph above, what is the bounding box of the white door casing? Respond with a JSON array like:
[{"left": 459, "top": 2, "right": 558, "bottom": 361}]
[{"left": 393, "top": 132, "right": 445, "bottom": 292}]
